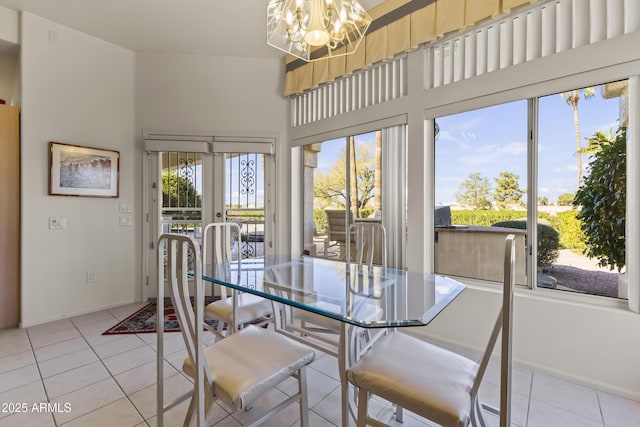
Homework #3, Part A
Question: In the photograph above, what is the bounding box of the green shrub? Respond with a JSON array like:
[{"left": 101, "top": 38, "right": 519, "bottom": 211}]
[
  {"left": 314, "top": 209, "right": 328, "bottom": 234},
  {"left": 493, "top": 220, "right": 559, "bottom": 266},
  {"left": 548, "top": 210, "right": 586, "bottom": 251},
  {"left": 451, "top": 210, "right": 526, "bottom": 226},
  {"left": 573, "top": 128, "right": 626, "bottom": 271}
]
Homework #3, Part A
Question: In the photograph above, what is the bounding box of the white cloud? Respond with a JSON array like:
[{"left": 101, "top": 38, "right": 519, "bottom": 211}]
[
  {"left": 539, "top": 187, "right": 550, "bottom": 194},
  {"left": 458, "top": 154, "right": 498, "bottom": 166},
  {"left": 457, "top": 117, "right": 482, "bottom": 131},
  {"left": 498, "top": 141, "right": 528, "bottom": 156},
  {"left": 437, "top": 130, "right": 457, "bottom": 142},
  {"left": 457, "top": 142, "right": 471, "bottom": 151},
  {"left": 476, "top": 144, "right": 497, "bottom": 153},
  {"left": 461, "top": 131, "right": 477, "bottom": 141}
]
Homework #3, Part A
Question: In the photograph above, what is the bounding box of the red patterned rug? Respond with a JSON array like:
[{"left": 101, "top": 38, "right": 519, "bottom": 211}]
[{"left": 102, "top": 297, "right": 220, "bottom": 335}]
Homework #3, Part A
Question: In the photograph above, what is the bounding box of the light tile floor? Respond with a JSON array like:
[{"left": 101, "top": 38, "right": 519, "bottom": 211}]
[{"left": 1, "top": 303, "right": 639, "bottom": 427}]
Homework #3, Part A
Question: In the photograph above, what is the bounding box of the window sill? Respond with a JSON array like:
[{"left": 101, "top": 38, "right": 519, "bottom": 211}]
[{"left": 442, "top": 274, "right": 630, "bottom": 311}]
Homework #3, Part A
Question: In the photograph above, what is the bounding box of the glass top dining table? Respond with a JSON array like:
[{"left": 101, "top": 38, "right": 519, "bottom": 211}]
[
  {"left": 201, "top": 255, "right": 466, "bottom": 425},
  {"left": 202, "top": 255, "right": 466, "bottom": 329}
]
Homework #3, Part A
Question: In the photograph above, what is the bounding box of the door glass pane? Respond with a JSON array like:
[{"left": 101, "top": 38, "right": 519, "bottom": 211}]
[
  {"left": 435, "top": 100, "right": 528, "bottom": 285},
  {"left": 225, "top": 152, "right": 265, "bottom": 259},
  {"left": 160, "top": 152, "right": 203, "bottom": 270},
  {"left": 302, "top": 137, "right": 348, "bottom": 259},
  {"left": 161, "top": 152, "right": 203, "bottom": 237},
  {"left": 537, "top": 81, "right": 627, "bottom": 298}
]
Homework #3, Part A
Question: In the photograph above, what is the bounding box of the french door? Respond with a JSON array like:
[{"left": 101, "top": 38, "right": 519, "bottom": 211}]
[{"left": 143, "top": 146, "right": 275, "bottom": 301}]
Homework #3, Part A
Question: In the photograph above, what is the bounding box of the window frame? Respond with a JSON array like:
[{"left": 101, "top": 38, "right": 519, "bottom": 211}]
[{"left": 429, "top": 76, "right": 634, "bottom": 307}]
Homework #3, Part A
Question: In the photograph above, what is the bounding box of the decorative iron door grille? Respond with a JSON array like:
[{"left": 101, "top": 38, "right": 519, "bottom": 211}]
[
  {"left": 160, "top": 151, "right": 203, "bottom": 270},
  {"left": 225, "top": 152, "right": 266, "bottom": 260}
]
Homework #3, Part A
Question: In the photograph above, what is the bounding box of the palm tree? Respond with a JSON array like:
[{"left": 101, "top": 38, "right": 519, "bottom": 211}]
[{"left": 560, "top": 87, "right": 596, "bottom": 186}]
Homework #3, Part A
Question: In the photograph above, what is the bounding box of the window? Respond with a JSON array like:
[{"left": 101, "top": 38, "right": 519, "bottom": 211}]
[
  {"left": 537, "top": 81, "right": 627, "bottom": 298},
  {"left": 434, "top": 101, "right": 528, "bottom": 286},
  {"left": 301, "top": 126, "right": 407, "bottom": 268},
  {"left": 434, "top": 80, "right": 628, "bottom": 299}
]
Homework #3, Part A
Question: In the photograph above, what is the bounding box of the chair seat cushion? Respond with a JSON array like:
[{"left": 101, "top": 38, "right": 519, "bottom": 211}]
[
  {"left": 205, "top": 293, "right": 272, "bottom": 325},
  {"left": 183, "top": 325, "right": 316, "bottom": 410},
  {"left": 347, "top": 331, "right": 478, "bottom": 427}
]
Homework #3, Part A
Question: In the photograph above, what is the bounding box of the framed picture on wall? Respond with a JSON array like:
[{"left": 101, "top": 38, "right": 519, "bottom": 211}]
[{"left": 49, "top": 142, "right": 120, "bottom": 197}]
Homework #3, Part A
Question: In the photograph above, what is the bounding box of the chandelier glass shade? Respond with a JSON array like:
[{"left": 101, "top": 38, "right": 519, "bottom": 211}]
[{"left": 267, "top": 0, "right": 372, "bottom": 62}]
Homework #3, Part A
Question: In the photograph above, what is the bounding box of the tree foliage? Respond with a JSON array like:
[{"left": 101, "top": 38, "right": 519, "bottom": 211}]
[
  {"left": 573, "top": 127, "right": 626, "bottom": 271},
  {"left": 314, "top": 145, "right": 376, "bottom": 210},
  {"left": 455, "top": 172, "right": 492, "bottom": 210},
  {"left": 556, "top": 193, "right": 575, "bottom": 206},
  {"left": 162, "top": 173, "right": 201, "bottom": 208},
  {"left": 493, "top": 171, "right": 525, "bottom": 209}
]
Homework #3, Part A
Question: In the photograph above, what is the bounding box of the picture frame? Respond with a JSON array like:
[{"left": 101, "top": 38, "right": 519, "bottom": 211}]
[{"left": 49, "top": 141, "right": 120, "bottom": 197}]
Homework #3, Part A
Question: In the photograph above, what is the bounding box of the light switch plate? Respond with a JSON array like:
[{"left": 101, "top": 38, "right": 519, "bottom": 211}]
[
  {"left": 119, "top": 214, "right": 133, "bottom": 226},
  {"left": 119, "top": 202, "right": 132, "bottom": 213}
]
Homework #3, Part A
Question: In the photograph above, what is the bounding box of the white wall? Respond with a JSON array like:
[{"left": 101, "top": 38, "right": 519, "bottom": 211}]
[
  {"left": 0, "top": 5, "right": 18, "bottom": 44},
  {"left": 20, "top": 13, "right": 137, "bottom": 326},
  {"left": 135, "top": 52, "right": 289, "bottom": 253}
]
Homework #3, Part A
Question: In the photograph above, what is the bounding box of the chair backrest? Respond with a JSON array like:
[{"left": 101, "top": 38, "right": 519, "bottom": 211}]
[
  {"left": 202, "top": 222, "right": 242, "bottom": 264},
  {"left": 470, "top": 235, "right": 515, "bottom": 411},
  {"left": 347, "top": 222, "right": 387, "bottom": 270},
  {"left": 325, "top": 210, "right": 354, "bottom": 243},
  {"left": 157, "top": 233, "right": 209, "bottom": 424}
]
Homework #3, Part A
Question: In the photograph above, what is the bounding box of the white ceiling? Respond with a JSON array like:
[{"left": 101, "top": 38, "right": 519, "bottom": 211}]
[{"left": 0, "top": 0, "right": 385, "bottom": 59}]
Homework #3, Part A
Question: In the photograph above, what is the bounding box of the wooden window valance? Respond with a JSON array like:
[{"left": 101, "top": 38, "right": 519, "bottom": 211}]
[{"left": 284, "top": 0, "right": 539, "bottom": 97}]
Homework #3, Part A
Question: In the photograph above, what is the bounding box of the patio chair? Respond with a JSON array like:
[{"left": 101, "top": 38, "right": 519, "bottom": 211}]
[
  {"left": 323, "top": 209, "right": 355, "bottom": 259},
  {"left": 346, "top": 234, "right": 516, "bottom": 427},
  {"left": 156, "top": 233, "right": 316, "bottom": 427},
  {"left": 201, "top": 222, "right": 272, "bottom": 339}
]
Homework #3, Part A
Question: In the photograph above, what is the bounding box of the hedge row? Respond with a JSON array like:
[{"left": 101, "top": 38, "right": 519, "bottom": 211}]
[
  {"left": 313, "top": 208, "right": 586, "bottom": 252},
  {"left": 453, "top": 209, "right": 585, "bottom": 251}
]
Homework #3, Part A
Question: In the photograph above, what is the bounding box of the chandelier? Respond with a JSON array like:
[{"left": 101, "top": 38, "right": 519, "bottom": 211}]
[{"left": 267, "top": 0, "right": 372, "bottom": 62}]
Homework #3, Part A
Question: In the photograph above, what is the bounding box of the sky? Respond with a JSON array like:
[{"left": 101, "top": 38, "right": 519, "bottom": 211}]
[{"left": 435, "top": 83, "right": 622, "bottom": 205}]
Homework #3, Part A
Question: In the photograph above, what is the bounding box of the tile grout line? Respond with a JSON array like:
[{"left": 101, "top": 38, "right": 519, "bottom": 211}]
[
  {"left": 62, "top": 312, "right": 149, "bottom": 426},
  {"left": 595, "top": 390, "right": 606, "bottom": 427},
  {"left": 24, "top": 326, "right": 57, "bottom": 426}
]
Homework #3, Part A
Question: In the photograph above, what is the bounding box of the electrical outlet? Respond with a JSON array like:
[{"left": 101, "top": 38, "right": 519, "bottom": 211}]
[{"left": 86, "top": 271, "right": 96, "bottom": 283}]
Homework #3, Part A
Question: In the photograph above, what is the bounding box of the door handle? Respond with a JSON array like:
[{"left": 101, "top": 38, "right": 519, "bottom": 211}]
[{"left": 216, "top": 212, "right": 222, "bottom": 218}]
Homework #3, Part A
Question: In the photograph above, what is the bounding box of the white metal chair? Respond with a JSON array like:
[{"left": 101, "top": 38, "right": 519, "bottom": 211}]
[
  {"left": 201, "top": 222, "right": 272, "bottom": 339},
  {"left": 346, "top": 234, "right": 516, "bottom": 427},
  {"left": 156, "top": 233, "right": 316, "bottom": 427},
  {"left": 295, "top": 222, "right": 388, "bottom": 355}
]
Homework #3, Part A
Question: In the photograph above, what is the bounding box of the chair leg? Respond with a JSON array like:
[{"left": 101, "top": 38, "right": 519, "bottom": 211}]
[
  {"left": 472, "top": 397, "right": 488, "bottom": 427},
  {"left": 357, "top": 387, "right": 368, "bottom": 427},
  {"left": 183, "top": 392, "right": 196, "bottom": 427},
  {"left": 299, "top": 367, "right": 310, "bottom": 427}
]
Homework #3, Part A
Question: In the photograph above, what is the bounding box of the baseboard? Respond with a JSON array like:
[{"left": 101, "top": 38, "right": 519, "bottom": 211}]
[{"left": 19, "top": 299, "right": 139, "bottom": 328}]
